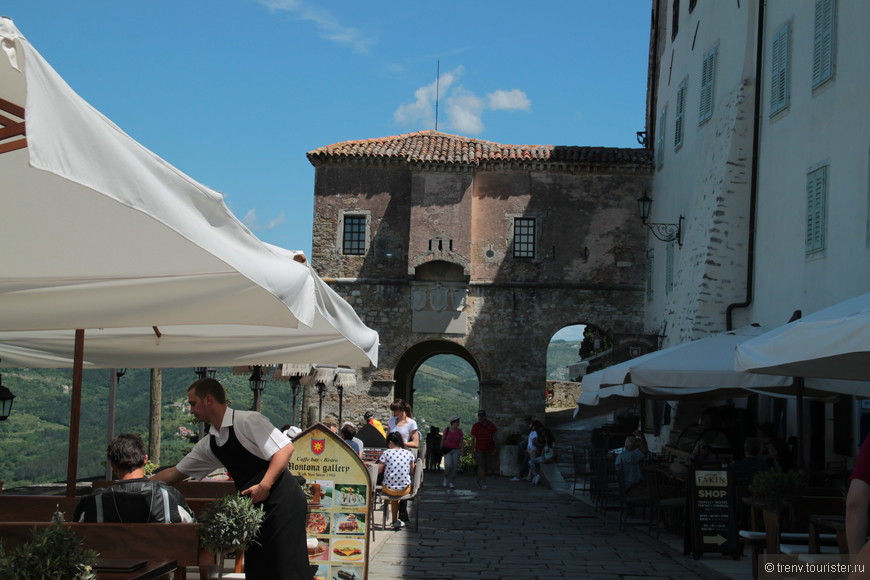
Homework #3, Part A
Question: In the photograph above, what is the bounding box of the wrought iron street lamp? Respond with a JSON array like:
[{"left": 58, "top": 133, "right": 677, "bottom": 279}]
[
  {"left": 637, "top": 192, "right": 683, "bottom": 246},
  {"left": 249, "top": 365, "right": 267, "bottom": 412}
]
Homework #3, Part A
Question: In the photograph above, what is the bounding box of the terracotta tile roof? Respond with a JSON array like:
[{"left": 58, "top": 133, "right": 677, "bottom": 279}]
[{"left": 307, "top": 131, "right": 652, "bottom": 166}]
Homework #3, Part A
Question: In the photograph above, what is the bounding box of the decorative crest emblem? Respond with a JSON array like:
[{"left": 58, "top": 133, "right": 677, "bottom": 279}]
[{"left": 311, "top": 438, "right": 326, "bottom": 455}]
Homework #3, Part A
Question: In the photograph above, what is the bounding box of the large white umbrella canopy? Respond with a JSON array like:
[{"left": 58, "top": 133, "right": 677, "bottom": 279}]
[
  {"left": 0, "top": 18, "right": 378, "bottom": 494},
  {"left": 0, "top": 18, "right": 378, "bottom": 367},
  {"left": 735, "top": 292, "right": 870, "bottom": 382}
]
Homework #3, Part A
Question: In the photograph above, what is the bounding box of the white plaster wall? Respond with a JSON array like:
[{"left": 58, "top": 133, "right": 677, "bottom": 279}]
[
  {"left": 647, "top": 1, "right": 757, "bottom": 345},
  {"left": 749, "top": 0, "right": 870, "bottom": 327}
]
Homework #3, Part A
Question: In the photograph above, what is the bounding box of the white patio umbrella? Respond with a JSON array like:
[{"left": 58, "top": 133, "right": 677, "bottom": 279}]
[
  {"left": 0, "top": 18, "right": 378, "bottom": 493},
  {"left": 735, "top": 292, "right": 870, "bottom": 382},
  {"left": 576, "top": 326, "right": 860, "bottom": 412}
]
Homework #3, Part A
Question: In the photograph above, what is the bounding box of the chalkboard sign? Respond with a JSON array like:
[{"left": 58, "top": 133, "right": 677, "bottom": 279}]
[{"left": 687, "top": 468, "right": 739, "bottom": 560}]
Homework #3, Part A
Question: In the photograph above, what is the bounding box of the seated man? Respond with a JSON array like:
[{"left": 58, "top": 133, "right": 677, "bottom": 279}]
[
  {"left": 75, "top": 433, "right": 194, "bottom": 523},
  {"left": 731, "top": 437, "right": 770, "bottom": 486}
]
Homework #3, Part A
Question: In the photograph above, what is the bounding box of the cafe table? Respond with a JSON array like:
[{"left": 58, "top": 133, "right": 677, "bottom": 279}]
[{"left": 95, "top": 558, "right": 177, "bottom": 580}]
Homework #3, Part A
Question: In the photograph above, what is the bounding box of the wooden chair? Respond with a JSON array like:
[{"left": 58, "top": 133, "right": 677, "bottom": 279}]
[
  {"left": 590, "top": 450, "right": 619, "bottom": 514},
  {"left": 616, "top": 465, "right": 653, "bottom": 531},
  {"left": 645, "top": 463, "right": 686, "bottom": 539},
  {"left": 571, "top": 445, "right": 592, "bottom": 494},
  {"left": 379, "top": 458, "right": 424, "bottom": 532}
]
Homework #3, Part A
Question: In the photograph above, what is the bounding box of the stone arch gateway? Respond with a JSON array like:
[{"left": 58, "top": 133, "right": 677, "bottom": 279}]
[{"left": 307, "top": 131, "right": 653, "bottom": 441}]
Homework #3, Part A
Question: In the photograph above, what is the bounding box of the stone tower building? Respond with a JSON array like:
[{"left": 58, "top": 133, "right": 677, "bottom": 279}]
[{"left": 307, "top": 131, "right": 652, "bottom": 437}]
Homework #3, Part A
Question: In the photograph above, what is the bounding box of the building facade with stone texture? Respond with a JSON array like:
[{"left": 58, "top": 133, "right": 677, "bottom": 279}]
[
  {"left": 646, "top": 0, "right": 869, "bottom": 463},
  {"left": 307, "top": 131, "right": 652, "bottom": 437}
]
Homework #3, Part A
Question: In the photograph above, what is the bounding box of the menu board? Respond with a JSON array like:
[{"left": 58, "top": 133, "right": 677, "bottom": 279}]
[
  {"left": 289, "top": 424, "right": 370, "bottom": 580},
  {"left": 687, "top": 469, "right": 738, "bottom": 559}
]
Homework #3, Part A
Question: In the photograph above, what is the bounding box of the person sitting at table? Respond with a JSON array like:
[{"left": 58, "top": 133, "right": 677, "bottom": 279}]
[
  {"left": 378, "top": 431, "right": 416, "bottom": 530},
  {"left": 340, "top": 421, "right": 364, "bottom": 459},
  {"left": 730, "top": 437, "right": 770, "bottom": 486},
  {"left": 75, "top": 433, "right": 194, "bottom": 523},
  {"left": 616, "top": 430, "right": 648, "bottom": 494}
]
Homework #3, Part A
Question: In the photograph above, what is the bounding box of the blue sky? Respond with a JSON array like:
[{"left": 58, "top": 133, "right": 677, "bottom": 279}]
[{"left": 5, "top": 1, "right": 651, "bottom": 257}]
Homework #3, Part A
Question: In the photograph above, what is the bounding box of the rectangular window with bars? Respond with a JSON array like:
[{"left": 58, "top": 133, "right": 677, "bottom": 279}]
[
  {"left": 675, "top": 78, "right": 687, "bottom": 149},
  {"left": 342, "top": 214, "right": 367, "bottom": 255},
  {"left": 699, "top": 46, "right": 717, "bottom": 124},
  {"left": 771, "top": 22, "right": 791, "bottom": 115},
  {"left": 812, "top": 0, "right": 836, "bottom": 88},
  {"left": 513, "top": 217, "right": 536, "bottom": 258},
  {"left": 806, "top": 165, "right": 828, "bottom": 255}
]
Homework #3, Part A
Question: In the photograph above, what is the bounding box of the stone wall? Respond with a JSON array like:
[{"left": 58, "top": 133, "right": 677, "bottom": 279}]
[{"left": 307, "top": 136, "right": 652, "bottom": 441}]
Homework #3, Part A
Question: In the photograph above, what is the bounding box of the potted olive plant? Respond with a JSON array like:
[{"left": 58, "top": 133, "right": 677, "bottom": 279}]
[
  {"left": 0, "top": 521, "right": 98, "bottom": 580},
  {"left": 749, "top": 465, "right": 808, "bottom": 511},
  {"left": 198, "top": 494, "right": 265, "bottom": 579}
]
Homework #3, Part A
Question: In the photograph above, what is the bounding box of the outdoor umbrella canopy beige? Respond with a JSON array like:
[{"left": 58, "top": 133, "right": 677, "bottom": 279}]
[
  {"left": 735, "top": 292, "right": 870, "bottom": 382},
  {"left": 0, "top": 18, "right": 378, "bottom": 493},
  {"left": 576, "top": 326, "right": 866, "bottom": 415}
]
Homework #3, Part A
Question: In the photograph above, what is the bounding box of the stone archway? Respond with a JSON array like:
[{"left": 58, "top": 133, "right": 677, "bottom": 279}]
[{"left": 392, "top": 339, "right": 481, "bottom": 406}]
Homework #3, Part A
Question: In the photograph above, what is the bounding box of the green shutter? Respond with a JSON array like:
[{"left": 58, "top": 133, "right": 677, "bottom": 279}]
[
  {"left": 675, "top": 79, "right": 687, "bottom": 149},
  {"left": 812, "top": 0, "right": 836, "bottom": 87},
  {"left": 699, "top": 47, "right": 717, "bottom": 123},
  {"left": 771, "top": 23, "right": 791, "bottom": 114},
  {"left": 806, "top": 166, "right": 828, "bottom": 254},
  {"left": 665, "top": 241, "right": 675, "bottom": 294},
  {"left": 657, "top": 106, "right": 667, "bottom": 169},
  {"left": 646, "top": 248, "right": 655, "bottom": 301}
]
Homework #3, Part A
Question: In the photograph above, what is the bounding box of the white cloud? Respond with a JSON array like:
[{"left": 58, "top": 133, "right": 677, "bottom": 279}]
[
  {"left": 488, "top": 89, "right": 531, "bottom": 111},
  {"left": 446, "top": 88, "right": 485, "bottom": 135},
  {"left": 243, "top": 209, "right": 286, "bottom": 232},
  {"left": 259, "top": 0, "right": 374, "bottom": 53},
  {"left": 393, "top": 66, "right": 461, "bottom": 129},
  {"left": 394, "top": 66, "right": 531, "bottom": 135}
]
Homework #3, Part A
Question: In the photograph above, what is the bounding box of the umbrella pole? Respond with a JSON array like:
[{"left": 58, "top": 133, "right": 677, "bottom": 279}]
[
  {"left": 66, "top": 329, "right": 85, "bottom": 497},
  {"left": 796, "top": 377, "right": 805, "bottom": 468}
]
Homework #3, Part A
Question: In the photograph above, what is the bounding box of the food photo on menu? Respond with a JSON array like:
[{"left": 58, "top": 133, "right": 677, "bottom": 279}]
[
  {"left": 304, "top": 480, "right": 334, "bottom": 508},
  {"left": 305, "top": 511, "right": 331, "bottom": 535},
  {"left": 331, "top": 539, "right": 365, "bottom": 562},
  {"left": 333, "top": 512, "right": 365, "bottom": 535},
  {"left": 311, "top": 564, "right": 328, "bottom": 580},
  {"left": 307, "top": 537, "right": 330, "bottom": 561},
  {"left": 335, "top": 484, "right": 367, "bottom": 507},
  {"left": 332, "top": 566, "right": 362, "bottom": 580}
]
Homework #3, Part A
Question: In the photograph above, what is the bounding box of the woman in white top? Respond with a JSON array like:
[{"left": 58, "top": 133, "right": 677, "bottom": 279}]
[
  {"left": 387, "top": 399, "right": 419, "bottom": 448},
  {"left": 387, "top": 398, "right": 418, "bottom": 524}
]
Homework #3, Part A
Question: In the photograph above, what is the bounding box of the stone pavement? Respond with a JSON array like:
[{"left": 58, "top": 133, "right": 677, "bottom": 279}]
[{"left": 366, "top": 470, "right": 753, "bottom": 580}]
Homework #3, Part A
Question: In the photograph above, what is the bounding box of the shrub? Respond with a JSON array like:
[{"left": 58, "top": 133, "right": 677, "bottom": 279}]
[{"left": 0, "top": 522, "right": 98, "bottom": 580}]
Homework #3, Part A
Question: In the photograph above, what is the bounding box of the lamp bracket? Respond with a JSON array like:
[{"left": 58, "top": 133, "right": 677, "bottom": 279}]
[{"left": 643, "top": 215, "right": 683, "bottom": 246}]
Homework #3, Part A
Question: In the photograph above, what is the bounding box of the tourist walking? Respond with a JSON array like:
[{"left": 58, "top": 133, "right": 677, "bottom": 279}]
[
  {"left": 441, "top": 416, "right": 464, "bottom": 488},
  {"left": 471, "top": 410, "right": 498, "bottom": 489}
]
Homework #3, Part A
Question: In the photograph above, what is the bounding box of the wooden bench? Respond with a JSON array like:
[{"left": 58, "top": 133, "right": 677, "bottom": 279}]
[
  {"left": 0, "top": 522, "right": 213, "bottom": 580},
  {"left": 90, "top": 479, "right": 237, "bottom": 498},
  {"left": 0, "top": 494, "right": 220, "bottom": 521}
]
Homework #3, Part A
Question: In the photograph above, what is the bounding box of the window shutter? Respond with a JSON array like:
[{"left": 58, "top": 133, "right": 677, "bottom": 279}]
[
  {"left": 646, "top": 248, "right": 655, "bottom": 301},
  {"left": 665, "top": 242, "right": 675, "bottom": 294},
  {"left": 770, "top": 23, "right": 791, "bottom": 114},
  {"left": 699, "top": 47, "right": 717, "bottom": 123},
  {"left": 806, "top": 166, "right": 828, "bottom": 254},
  {"left": 657, "top": 106, "right": 667, "bottom": 168},
  {"left": 675, "top": 79, "right": 687, "bottom": 149},
  {"left": 812, "top": 0, "right": 836, "bottom": 87}
]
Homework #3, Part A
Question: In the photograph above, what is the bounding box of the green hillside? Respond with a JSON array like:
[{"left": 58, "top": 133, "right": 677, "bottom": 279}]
[{"left": 0, "top": 344, "right": 579, "bottom": 488}]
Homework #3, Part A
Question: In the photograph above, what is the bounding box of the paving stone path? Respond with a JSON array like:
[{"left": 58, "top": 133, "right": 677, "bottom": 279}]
[{"left": 367, "top": 471, "right": 745, "bottom": 580}]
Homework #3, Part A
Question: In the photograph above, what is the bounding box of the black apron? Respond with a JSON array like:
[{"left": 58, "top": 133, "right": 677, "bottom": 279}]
[{"left": 210, "top": 413, "right": 310, "bottom": 580}]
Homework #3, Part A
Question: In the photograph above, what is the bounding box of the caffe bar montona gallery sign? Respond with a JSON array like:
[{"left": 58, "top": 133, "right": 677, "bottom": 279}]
[{"left": 290, "top": 424, "right": 371, "bottom": 580}]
